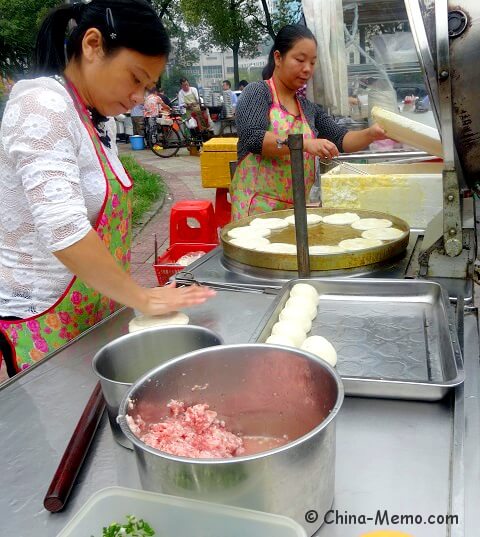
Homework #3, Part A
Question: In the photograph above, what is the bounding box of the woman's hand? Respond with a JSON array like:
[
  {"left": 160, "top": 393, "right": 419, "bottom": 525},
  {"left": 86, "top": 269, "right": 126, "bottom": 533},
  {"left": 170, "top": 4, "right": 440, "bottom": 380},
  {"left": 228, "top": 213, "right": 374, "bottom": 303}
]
[
  {"left": 367, "top": 123, "right": 387, "bottom": 142},
  {"left": 303, "top": 138, "right": 340, "bottom": 160},
  {"left": 135, "top": 282, "right": 216, "bottom": 316}
]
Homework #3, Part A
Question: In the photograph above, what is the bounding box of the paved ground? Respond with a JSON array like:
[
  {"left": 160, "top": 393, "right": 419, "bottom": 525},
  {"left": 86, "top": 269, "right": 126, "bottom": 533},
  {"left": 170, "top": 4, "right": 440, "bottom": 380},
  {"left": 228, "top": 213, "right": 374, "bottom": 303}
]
[{"left": 120, "top": 144, "right": 217, "bottom": 287}]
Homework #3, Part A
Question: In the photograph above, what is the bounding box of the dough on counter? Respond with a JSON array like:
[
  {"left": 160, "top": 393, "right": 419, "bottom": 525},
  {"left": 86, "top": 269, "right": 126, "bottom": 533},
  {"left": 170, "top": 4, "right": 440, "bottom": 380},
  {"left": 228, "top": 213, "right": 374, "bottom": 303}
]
[
  {"left": 262, "top": 243, "right": 297, "bottom": 254},
  {"left": 351, "top": 218, "right": 393, "bottom": 230},
  {"left": 229, "top": 237, "right": 271, "bottom": 250},
  {"left": 301, "top": 336, "right": 337, "bottom": 367},
  {"left": 285, "top": 214, "right": 323, "bottom": 225},
  {"left": 129, "top": 312, "right": 190, "bottom": 333},
  {"left": 227, "top": 226, "right": 271, "bottom": 239},
  {"left": 279, "top": 307, "right": 312, "bottom": 333},
  {"left": 338, "top": 238, "right": 383, "bottom": 251},
  {"left": 271, "top": 320, "right": 307, "bottom": 347},
  {"left": 290, "top": 283, "right": 319, "bottom": 304},
  {"left": 309, "top": 245, "right": 345, "bottom": 255},
  {"left": 249, "top": 217, "right": 289, "bottom": 230},
  {"left": 265, "top": 334, "right": 296, "bottom": 347},
  {"left": 323, "top": 212, "right": 360, "bottom": 225},
  {"left": 285, "top": 296, "right": 318, "bottom": 320},
  {"left": 362, "top": 227, "right": 406, "bottom": 241}
]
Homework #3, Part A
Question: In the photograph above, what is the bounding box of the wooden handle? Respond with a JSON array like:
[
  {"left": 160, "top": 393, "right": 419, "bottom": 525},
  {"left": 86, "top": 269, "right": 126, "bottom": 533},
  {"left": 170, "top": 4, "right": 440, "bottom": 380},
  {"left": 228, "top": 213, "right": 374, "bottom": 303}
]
[{"left": 43, "top": 381, "right": 105, "bottom": 513}]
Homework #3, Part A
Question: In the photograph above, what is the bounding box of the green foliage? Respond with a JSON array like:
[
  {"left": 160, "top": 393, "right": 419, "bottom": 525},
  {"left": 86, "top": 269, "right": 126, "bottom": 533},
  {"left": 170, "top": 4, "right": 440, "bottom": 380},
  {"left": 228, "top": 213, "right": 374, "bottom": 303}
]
[
  {"left": 100, "top": 515, "right": 155, "bottom": 537},
  {"left": 0, "top": 0, "right": 59, "bottom": 76},
  {"left": 119, "top": 155, "right": 166, "bottom": 226}
]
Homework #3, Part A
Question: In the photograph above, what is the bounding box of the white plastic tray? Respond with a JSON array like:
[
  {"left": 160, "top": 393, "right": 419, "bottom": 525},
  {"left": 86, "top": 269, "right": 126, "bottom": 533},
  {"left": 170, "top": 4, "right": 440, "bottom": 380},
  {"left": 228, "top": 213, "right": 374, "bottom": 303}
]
[{"left": 57, "top": 486, "right": 307, "bottom": 537}]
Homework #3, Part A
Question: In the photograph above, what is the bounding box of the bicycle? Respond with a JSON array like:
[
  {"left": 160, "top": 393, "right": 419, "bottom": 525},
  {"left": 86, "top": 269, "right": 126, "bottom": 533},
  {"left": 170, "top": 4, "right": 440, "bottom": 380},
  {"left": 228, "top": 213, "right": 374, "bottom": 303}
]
[{"left": 148, "top": 108, "right": 211, "bottom": 158}]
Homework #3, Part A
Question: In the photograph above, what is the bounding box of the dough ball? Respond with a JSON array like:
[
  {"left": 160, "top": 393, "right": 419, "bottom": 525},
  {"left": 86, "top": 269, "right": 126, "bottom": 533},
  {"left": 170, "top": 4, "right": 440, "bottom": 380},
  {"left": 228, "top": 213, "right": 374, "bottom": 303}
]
[
  {"left": 227, "top": 226, "right": 271, "bottom": 239},
  {"left": 129, "top": 312, "right": 189, "bottom": 333},
  {"left": 323, "top": 212, "right": 360, "bottom": 225},
  {"left": 301, "top": 336, "right": 337, "bottom": 367},
  {"left": 290, "top": 283, "right": 319, "bottom": 304},
  {"left": 285, "top": 213, "right": 323, "bottom": 225},
  {"left": 229, "top": 237, "right": 271, "bottom": 250},
  {"left": 271, "top": 321, "right": 307, "bottom": 347},
  {"left": 250, "top": 217, "right": 289, "bottom": 230},
  {"left": 279, "top": 307, "right": 312, "bottom": 333},
  {"left": 362, "top": 227, "right": 406, "bottom": 241},
  {"left": 285, "top": 296, "right": 318, "bottom": 320},
  {"left": 265, "top": 334, "right": 296, "bottom": 347},
  {"left": 262, "top": 242, "right": 297, "bottom": 254},
  {"left": 338, "top": 238, "right": 383, "bottom": 251},
  {"left": 309, "top": 245, "right": 345, "bottom": 255},
  {"left": 351, "top": 218, "right": 393, "bottom": 230}
]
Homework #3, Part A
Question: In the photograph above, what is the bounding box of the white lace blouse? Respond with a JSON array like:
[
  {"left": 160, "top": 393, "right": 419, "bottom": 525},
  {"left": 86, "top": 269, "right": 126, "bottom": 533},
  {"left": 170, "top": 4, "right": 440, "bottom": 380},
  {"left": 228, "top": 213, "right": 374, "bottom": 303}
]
[{"left": 0, "top": 77, "right": 131, "bottom": 318}]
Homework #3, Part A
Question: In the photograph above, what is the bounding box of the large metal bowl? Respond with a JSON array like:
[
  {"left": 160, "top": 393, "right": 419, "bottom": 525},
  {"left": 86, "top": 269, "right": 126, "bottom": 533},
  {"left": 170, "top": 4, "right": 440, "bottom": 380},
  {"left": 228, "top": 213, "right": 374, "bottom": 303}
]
[
  {"left": 92, "top": 324, "right": 223, "bottom": 448},
  {"left": 118, "top": 343, "right": 344, "bottom": 535}
]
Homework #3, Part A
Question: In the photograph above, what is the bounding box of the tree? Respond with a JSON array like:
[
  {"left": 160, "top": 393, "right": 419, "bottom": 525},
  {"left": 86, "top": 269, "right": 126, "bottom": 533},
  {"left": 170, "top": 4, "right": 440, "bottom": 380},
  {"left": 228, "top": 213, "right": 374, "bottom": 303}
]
[
  {"left": 180, "top": 0, "right": 262, "bottom": 88},
  {"left": 258, "top": 0, "right": 302, "bottom": 40},
  {"left": 0, "top": 0, "right": 58, "bottom": 76}
]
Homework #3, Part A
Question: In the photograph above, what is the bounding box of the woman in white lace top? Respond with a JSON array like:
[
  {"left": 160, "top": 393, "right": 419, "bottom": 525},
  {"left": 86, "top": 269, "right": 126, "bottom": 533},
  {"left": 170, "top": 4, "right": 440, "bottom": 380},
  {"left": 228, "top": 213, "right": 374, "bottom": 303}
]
[{"left": 0, "top": 0, "right": 215, "bottom": 377}]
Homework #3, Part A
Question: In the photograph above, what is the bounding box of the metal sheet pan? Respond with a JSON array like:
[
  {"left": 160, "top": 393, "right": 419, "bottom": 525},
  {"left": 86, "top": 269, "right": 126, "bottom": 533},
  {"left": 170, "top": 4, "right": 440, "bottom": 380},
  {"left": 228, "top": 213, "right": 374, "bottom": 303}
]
[{"left": 250, "top": 278, "right": 464, "bottom": 401}]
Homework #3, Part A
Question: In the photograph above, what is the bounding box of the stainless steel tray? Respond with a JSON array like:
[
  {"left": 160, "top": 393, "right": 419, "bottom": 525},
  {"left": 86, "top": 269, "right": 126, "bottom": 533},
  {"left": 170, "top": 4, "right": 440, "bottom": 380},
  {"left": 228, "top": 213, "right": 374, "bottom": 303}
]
[{"left": 250, "top": 278, "right": 464, "bottom": 401}]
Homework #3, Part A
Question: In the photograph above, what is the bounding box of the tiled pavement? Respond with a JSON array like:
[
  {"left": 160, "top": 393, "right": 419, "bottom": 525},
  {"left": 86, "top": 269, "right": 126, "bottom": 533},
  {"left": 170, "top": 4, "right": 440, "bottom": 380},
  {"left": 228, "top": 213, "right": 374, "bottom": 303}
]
[{"left": 120, "top": 145, "right": 216, "bottom": 287}]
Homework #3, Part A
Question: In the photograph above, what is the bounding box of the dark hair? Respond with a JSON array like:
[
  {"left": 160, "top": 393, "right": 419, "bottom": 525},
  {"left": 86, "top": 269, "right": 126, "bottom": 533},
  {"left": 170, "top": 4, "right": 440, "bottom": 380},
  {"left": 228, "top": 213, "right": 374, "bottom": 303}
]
[
  {"left": 33, "top": 0, "right": 171, "bottom": 76},
  {"left": 262, "top": 24, "right": 317, "bottom": 80},
  {"left": 238, "top": 79, "right": 248, "bottom": 89},
  {"left": 222, "top": 79, "right": 231, "bottom": 88},
  {"left": 179, "top": 77, "right": 188, "bottom": 85}
]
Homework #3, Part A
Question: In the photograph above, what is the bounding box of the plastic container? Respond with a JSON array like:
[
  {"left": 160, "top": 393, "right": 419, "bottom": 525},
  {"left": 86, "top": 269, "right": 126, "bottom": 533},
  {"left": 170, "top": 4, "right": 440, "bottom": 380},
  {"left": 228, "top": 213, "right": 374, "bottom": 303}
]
[
  {"left": 153, "top": 242, "right": 217, "bottom": 285},
  {"left": 56, "top": 486, "right": 307, "bottom": 537},
  {"left": 130, "top": 135, "right": 145, "bottom": 150},
  {"left": 200, "top": 137, "right": 238, "bottom": 188}
]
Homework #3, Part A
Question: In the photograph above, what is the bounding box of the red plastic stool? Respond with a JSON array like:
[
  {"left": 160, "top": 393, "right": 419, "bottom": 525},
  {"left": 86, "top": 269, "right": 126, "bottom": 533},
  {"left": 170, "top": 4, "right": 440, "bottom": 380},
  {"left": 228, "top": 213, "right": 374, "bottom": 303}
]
[
  {"left": 169, "top": 200, "right": 218, "bottom": 244},
  {"left": 214, "top": 188, "right": 232, "bottom": 228}
]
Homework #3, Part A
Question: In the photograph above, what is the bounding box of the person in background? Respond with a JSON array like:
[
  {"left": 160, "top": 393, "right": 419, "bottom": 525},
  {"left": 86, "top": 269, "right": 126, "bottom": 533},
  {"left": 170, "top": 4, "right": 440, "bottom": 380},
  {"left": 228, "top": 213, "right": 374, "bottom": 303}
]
[
  {"left": 157, "top": 87, "right": 172, "bottom": 108},
  {"left": 130, "top": 102, "right": 145, "bottom": 137},
  {"left": 231, "top": 24, "right": 388, "bottom": 220},
  {"left": 178, "top": 77, "right": 213, "bottom": 135},
  {"left": 237, "top": 80, "right": 248, "bottom": 91},
  {"left": 0, "top": 0, "right": 214, "bottom": 377},
  {"left": 222, "top": 79, "right": 238, "bottom": 107},
  {"left": 143, "top": 87, "right": 167, "bottom": 146}
]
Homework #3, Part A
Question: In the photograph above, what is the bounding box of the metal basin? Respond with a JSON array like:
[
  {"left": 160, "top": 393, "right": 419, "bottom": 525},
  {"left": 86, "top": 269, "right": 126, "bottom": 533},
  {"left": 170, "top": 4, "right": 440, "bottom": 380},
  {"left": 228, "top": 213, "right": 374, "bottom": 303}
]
[
  {"left": 118, "top": 343, "right": 344, "bottom": 535},
  {"left": 92, "top": 325, "right": 223, "bottom": 448}
]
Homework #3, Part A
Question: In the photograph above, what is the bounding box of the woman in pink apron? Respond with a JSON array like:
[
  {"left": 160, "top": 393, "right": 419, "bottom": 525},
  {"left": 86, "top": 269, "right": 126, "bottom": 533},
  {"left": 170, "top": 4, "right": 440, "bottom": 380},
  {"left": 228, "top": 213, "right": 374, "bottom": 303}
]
[
  {"left": 0, "top": 0, "right": 214, "bottom": 378},
  {"left": 231, "top": 24, "right": 388, "bottom": 220}
]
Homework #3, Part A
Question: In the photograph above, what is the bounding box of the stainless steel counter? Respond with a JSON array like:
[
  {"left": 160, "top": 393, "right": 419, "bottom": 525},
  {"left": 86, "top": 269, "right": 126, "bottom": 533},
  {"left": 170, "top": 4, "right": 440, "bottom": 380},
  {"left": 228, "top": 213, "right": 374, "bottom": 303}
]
[{"left": 0, "top": 286, "right": 478, "bottom": 537}]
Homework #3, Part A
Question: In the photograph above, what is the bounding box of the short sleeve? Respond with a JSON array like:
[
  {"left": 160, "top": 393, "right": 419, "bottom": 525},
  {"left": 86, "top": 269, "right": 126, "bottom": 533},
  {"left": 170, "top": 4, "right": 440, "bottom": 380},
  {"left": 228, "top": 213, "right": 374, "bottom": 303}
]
[{"left": 1, "top": 83, "right": 93, "bottom": 252}]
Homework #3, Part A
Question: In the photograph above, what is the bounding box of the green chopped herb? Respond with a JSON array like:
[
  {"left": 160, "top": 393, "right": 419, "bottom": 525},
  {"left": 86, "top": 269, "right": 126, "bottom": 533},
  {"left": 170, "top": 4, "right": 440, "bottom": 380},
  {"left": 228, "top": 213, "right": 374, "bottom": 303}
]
[{"left": 99, "top": 515, "right": 155, "bottom": 537}]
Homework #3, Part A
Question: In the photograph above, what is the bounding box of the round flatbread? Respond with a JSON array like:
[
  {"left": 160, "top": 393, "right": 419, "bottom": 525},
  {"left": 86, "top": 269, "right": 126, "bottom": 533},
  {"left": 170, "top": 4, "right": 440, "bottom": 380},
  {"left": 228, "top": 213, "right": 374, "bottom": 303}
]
[
  {"left": 229, "top": 237, "right": 271, "bottom": 250},
  {"left": 323, "top": 212, "right": 360, "bottom": 225},
  {"left": 249, "top": 217, "right": 289, "bottom": 230},
  {"left": 262, "top": 242, "right": 297, "bottom": 254},
  {"left": 309, "top": 245, "right": 345, "bottom": 255},
  {"left": 128, "top": 312, "right": 190, "bottom": 333},
  {"left": 227, "top": 226, "right": 271, "bottom": 239},
  {"left": 338, "top": 238, "right": 383, "bottom": 251},
  {"left": 351, "top": 218, "right": 393, "bottom": 230},
  {"left": 285, "top": 214, "right": 323, "bottom": 225},
  {"left": 362, "top": 227, "right": 406, "bottom": 241}
]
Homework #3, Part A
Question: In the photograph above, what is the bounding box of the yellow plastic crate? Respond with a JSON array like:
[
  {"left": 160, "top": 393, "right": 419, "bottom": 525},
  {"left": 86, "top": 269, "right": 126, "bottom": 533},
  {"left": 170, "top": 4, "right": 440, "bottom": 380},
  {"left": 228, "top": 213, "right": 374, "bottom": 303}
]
[{"left": 201, "top": 137, "right": 238, "bottom": 188}]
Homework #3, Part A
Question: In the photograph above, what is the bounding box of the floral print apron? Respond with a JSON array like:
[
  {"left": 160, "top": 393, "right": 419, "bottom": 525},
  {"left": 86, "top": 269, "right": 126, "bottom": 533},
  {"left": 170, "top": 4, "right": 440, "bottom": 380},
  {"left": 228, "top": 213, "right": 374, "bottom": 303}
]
[
  {"left": 230, "top": 78, "right": 315, "bottom": 220},
  {"left": 0, "top": 80, "right": 132, "bottom": 375}
]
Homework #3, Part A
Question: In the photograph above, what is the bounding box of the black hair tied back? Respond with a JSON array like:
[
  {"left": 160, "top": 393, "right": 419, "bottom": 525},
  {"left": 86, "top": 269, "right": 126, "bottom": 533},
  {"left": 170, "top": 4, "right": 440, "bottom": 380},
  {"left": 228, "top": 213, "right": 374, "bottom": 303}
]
[{"left": 33, "top": 0, "right": 171, "bottom": 76}]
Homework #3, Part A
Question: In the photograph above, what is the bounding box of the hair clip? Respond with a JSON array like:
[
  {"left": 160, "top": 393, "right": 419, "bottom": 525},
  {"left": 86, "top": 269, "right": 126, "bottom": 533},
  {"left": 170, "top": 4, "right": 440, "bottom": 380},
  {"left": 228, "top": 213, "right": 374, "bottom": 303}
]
[{"left": 105, "top": 7, "right": 117, "bottom": 40}]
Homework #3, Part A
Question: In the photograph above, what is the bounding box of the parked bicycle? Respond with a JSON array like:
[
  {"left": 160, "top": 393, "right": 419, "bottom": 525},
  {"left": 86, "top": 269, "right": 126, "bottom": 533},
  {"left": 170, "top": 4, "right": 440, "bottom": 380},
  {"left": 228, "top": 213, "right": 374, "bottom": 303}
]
[{"left": 146, "top": 107, "right": 212, "bottom": 158}]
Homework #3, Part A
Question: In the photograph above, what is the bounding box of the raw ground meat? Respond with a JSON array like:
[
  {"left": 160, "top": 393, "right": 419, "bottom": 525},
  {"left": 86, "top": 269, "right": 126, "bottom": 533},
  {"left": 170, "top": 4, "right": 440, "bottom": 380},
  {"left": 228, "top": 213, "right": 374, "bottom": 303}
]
[{"left": 127, "top": 400, "right": 245, "bottom": 458}]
